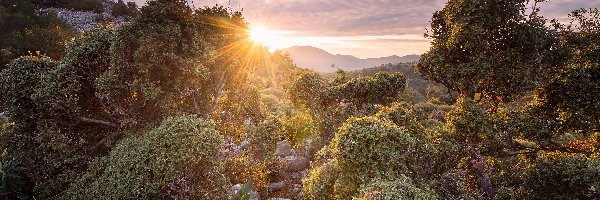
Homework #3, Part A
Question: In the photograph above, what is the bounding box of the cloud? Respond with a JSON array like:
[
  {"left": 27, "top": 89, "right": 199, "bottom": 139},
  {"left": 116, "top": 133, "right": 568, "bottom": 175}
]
[{"left": 124, "top": 0, "right": 595, "bottom": 57}]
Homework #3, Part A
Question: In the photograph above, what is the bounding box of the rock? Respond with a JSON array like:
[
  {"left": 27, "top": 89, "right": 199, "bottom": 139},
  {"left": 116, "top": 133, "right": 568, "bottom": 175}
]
[
  {"left": 290, "top": 171, "right": 306, "bottom": 180},
  {"left": 275, "top": 141, "right": 292, "bottom": 156},
  {"left": 231, "top": 184, "right": 260, "bottom": 200},
  {"left": 268, "top": 181, "right": 286, "bottom": 192},
  {"left": 268, "top": 198, "right": 291, "bottom": 200},
  {"left": 284, "top": 156, "right": 309, "bottom": 172},
  {"left": 239, "top": 140, "right": 249, "bottom": 151},
  {"left": 35, "top": 0, "right": 128, "bottom": 32},
  {"left": 292, "top": 184, "right": 303, "bottom": 199}
]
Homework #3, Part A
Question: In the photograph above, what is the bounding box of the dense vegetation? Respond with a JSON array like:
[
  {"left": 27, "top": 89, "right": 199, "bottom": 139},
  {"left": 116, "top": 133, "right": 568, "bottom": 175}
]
[
  {"left": 0, "top": 0, "right": 75, "bottom": 67},
  {"left": 0, "top": 0, "right": 598, "bottom": 199}
]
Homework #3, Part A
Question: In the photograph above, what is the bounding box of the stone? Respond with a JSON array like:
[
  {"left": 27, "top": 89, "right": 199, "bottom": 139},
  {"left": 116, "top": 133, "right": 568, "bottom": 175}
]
[
  {"left": 284, "top": 156, "right": 309, "bottom": 172},
  {"left": 268, "top": 181, "right": 286, "bottom": 192},
  {"left": 275, "top": 141, "right": 292, "bottom": 156},
  {"left": 231, "top": 184, "right": 260, "bottom": 200}
]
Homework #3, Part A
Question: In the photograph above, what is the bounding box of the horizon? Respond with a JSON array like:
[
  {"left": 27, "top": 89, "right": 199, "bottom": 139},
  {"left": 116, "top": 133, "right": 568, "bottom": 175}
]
[{"left": 125, "top": 0, "right": 595, "bottom": 59}]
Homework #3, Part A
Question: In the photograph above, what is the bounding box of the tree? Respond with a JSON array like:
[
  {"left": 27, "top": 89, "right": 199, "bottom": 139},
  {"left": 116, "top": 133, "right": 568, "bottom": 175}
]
[
  {"left": 416, "top": 0, "right": 562, "bottom": 104},
  {"left": 95, "top": 0, "right": 250, "bottom": 127},
  {"left": 111, "top": 0, "right": 139, "bottom": 18},
  {"left": 529, "top": 8, "right": 600, "bottom": 136},
  {"left": 0, "top": 1, "right": 256, "bottom": 198}
]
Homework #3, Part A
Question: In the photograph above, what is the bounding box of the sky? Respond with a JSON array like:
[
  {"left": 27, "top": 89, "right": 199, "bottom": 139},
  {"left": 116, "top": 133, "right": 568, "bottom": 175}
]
[{"left": 125, "top": 0, "right": 599, "bottom": 58}]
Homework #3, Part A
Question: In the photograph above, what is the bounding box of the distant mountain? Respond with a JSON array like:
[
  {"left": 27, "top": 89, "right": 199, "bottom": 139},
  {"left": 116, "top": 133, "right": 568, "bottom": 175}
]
[{"left": 281, "top": 46, "right": 420, "bottom": 72}]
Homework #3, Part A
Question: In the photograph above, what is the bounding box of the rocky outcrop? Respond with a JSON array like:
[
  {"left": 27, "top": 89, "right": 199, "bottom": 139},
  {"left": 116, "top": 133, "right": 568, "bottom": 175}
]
[
  {"left": 36, "top": 0, "right": 127, "bottom": 32},
  {"left": 268, "top": 181, "right": 286, "bottom": 192},
  {"left": 284, "top": 156, "right": 310, "bottom": 172},
  {"left": 275, "top": 140, "right": 292, "bottom": 156}
]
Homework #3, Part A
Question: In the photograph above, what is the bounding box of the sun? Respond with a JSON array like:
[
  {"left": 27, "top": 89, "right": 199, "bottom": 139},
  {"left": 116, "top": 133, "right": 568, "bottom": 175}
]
[{"left": 249, "top": 25, "right": 293, "bottom": 51}]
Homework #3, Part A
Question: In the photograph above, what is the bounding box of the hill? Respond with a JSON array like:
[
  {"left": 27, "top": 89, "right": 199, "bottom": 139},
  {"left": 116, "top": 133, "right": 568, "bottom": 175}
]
[{"left": 281, "top": 46, "right": 420, "bottom": 72}]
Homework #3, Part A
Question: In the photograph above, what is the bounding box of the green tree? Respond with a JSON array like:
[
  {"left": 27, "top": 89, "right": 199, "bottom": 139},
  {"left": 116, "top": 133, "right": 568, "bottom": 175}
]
[
  {"left": 96, "top": 1, "right": 250, "bottom": 127},
  {"left": 416, "top": 0, "right": 562, "bottom": 104}
]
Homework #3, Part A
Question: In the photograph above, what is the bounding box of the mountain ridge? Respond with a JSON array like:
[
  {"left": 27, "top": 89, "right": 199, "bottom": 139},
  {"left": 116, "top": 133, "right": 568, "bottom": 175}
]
[{"left": 280, "top": 46, "right": 420, "bottom": 72}]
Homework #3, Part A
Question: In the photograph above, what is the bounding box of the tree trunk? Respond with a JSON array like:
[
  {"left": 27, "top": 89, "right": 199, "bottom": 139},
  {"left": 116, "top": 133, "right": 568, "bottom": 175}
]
[
  {"left": 79, "top": 117, "right": 119, "bottom": 128},
  {"left": 470, "top": 153, "right": 495, "bottom": 199},
  {"left": 207, "top": 73, "right": 228, "bottom": 117}
]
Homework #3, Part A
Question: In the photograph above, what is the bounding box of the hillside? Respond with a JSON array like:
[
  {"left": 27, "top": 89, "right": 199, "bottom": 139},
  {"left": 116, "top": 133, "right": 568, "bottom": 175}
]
[{"left": 281, "top": 46, "right": 419, "bottom": 72}]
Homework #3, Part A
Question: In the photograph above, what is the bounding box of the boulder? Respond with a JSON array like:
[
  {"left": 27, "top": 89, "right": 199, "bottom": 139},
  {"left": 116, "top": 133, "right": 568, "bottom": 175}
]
[
  {"left": 274, "top": 141, "right": 292, "bottom": 156},
  {"left": 268, "top": 181, "right": 286, "bottom": 192},
  {"left": 284, "top": 156, "right": 309, "bottom": 172}
]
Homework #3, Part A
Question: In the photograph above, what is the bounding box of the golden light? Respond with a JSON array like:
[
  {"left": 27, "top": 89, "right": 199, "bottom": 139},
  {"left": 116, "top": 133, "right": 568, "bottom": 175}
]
[{"left": 249, "top": 25, "right": 294, "bottom": 52}]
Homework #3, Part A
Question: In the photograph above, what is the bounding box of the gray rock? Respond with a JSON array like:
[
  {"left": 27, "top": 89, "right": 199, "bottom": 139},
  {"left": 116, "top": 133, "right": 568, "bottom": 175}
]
[
  {"left": 231, "top": 184, "right": 260, "bottom": 200},
  {"left": 285, "top": 156, "right": 309, "bottom": 172},
  {"left": 293, "top": 184, "right": 303, "bottom": 200},
  {"left": 268, "top": 198, "right": 291, "bottom": 200},
  {"left": 275, "top": 141, "right": 292, "bottom": 156},
  {"left": 239, "top": 140, "right": 249, "bottom": 151},
  {"left": 268, "top": 181, "right": 286, "bottom": 192}
]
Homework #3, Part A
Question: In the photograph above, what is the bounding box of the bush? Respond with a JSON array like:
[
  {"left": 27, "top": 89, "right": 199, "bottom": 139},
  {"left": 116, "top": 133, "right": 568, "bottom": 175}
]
[
  {"left": 354, "top": 175, "right": 438, "bottom": 200},
  {"left": 521, "top": 153, "right": 600, "bottom": 199},
  {"left": 304, "top": 117, "right": 424, "bottom": 198},
  {"left": 63, "top": 115, "right": 226, "bottom": 199},
  {"left": 302, "top": 161, "right": 339, "bottom": 200},
  {"left": 248, "top": 117, "right": 284, "bottom": 159},
  {"left": 281, "top": 112, "right": 319, "bottom": 147}
]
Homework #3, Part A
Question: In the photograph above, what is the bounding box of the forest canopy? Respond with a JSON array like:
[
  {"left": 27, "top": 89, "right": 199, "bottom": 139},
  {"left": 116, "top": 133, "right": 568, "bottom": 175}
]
[{"left": 0, "top": 0, "right": 598, "bottom": 199}]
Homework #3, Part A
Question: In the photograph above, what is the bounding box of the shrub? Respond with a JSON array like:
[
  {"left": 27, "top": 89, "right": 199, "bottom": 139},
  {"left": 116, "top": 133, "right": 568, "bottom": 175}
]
[
  {"left": 354, "top": 175, "right": 439, "bottom": 200},
  {"left": 281, "top": 112, "right": 319, "bottom": 147},
  {"left": 306, "top": 117, "right": 423, "bottom": 198},
  {"left": 302, "top": 161, "right": 339, "bottom": 200},
  {"left": 63, "top": 115, "right": 226, "bottom": 199},
  {"left": 248, "top": 117, "right": 284, "bottom": 159},
  {"left": 521, "top": 153, "right": 600, "bottom": 199}
]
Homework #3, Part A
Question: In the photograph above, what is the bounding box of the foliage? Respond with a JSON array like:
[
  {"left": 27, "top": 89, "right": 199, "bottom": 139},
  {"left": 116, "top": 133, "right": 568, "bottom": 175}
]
[
  {"left": 521, "top": 153, "right": 600, "bottom": 199},
  {"left": 224, "top": 153, "right": 282, "bottom": 196},
  {"left": 417, "top": 0, "right": 563, "bottom": 103},
  {"left": 529, "top": 8, "right": 600, "bottom": 135},
  {"left": 248, "top": 117, "right": 284, "bottom": 159},
  {"left": 314, "top": 117, "right": 422, "bottom": 198},
  {"left": 280, "top": 111, "right": 320, "bottom": 147},
  {"left": 287, "top": 69, "right": 328, "bottom": 111},
  {"left": 354, "top": 175, "right": 438, "bottom": 200},
  {"left": 96, "top": 1, "right": 249, "bottom": 127},
  {"left": 64, "top": 115, "right": 225, "bottom": 199},
  {"left": 0, "top": 0, "right": 75, "bottom": 67},
  {"left": 213, "top": 85, "right": 265, "bottom": 141},
  {"left": 0, "top": 31, "right": 118, "bottom": 198},
  {"left": 331, "top": 72, "right": 406, "bottom": 105},
  {"left": 302, "top": 161, "right": 339, "bottom": 200},
  {"left": 111, "top": 0, "right": 139, "bottom": 18},
  {"left": 234, "top": 180, "right": 254, "bottom": 200}
]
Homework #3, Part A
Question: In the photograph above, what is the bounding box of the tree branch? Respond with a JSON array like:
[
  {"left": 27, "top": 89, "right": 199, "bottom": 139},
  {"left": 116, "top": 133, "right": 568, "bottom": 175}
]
[
  {"left": 79, "top": 117, "right": 119, "bottom": 128},
  {"left": 207, "top": 73, "right": 228, "bottom": 117}
]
